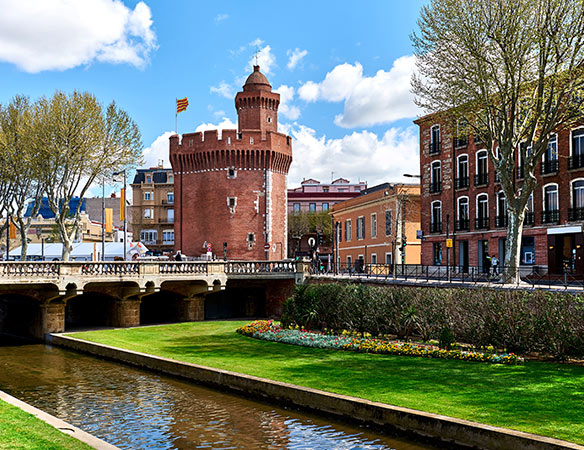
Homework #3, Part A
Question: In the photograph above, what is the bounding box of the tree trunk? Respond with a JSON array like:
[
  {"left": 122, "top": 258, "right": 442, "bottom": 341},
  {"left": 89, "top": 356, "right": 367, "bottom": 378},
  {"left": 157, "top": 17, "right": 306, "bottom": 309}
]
[
  {"left": 62, "top": 236, "right": 73, "bottom": 262},
  {"left": 19, "top": 228, "right": 27, "bottom": 261},
  {"left": 503, "top": 209, "right": 525, "bottom": 284}
]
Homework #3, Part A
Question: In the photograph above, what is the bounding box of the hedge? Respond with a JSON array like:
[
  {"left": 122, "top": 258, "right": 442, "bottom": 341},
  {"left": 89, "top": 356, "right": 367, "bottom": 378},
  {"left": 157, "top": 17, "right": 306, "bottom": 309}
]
[{"left": 280, "top": 283, "right": 584, "bottom": 358}]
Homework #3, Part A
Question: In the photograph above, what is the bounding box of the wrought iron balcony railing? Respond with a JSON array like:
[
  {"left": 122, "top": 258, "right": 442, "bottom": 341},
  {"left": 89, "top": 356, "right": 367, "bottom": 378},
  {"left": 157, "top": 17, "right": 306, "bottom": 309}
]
[
  {"left": 474, "top": 173, "right": 489, "bottom": 186},
  {"left": 568, "top": 154, "right": 584, "bottom": 170},
  {"left": 455, "top": 176, "right": 469, "bottom": 189},
  {"left": 429, "top": 180, "right": 441, "bottom": 193},
  {"left": 455, "top": 219, "right": 470, "bottom": 231},
  {"left": 429, "top": 141, "right": 441, "bottom": 155},
  {"left": 568, "top": 207, "right": 584, "bottom": 221},
  {"left": 541, "top": 160, "right": 559, "bottom": 175},
  {"left": 430, "top": 222, "right": 443, "bottom": 233},
  {"left": 524, "top": 212, "right": 534, "bottom": 226},
  {"left": 475, "top": 216, "right": 490, "bottom": 230},
  {"left": 495, "top": 215, "right": 508, "bottom": 228},
  {"left": 542, "top": 209, "right": 560, "bottom": 224}
]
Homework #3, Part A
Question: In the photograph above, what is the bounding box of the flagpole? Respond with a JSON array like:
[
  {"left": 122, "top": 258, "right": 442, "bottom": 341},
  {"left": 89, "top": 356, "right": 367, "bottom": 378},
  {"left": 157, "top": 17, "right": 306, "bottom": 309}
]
[{"left": 175, "top": 98, "right": 178, "bottom": 134}]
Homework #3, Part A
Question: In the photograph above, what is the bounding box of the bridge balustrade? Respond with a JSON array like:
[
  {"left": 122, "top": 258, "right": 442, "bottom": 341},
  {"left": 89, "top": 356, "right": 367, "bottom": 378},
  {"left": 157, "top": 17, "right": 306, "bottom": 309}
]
[
  {"left": 225, "top": 261, "right": 296, "bottom": 274},
  {"left": 158, "top": 262, "right": 208, "bottom": 274},
  {"left": 81, "top": 262, "right": 140, "bottom": 276},
  {"left": 0, "top": 262, "right": 60, "bottom": 277}
]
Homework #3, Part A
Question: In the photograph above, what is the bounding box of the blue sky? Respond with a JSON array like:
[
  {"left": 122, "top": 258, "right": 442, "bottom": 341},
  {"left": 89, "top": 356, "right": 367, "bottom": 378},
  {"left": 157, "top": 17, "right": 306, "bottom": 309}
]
[{"left": 0, "top": 0, "right": 427, "bottom": 194}]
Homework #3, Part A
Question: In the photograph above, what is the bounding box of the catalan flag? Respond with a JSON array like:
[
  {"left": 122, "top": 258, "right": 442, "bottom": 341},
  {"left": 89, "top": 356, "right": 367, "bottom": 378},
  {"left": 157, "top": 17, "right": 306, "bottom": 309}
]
[{"left": 176, "top": 97, "right": 189, "bottom": 113}]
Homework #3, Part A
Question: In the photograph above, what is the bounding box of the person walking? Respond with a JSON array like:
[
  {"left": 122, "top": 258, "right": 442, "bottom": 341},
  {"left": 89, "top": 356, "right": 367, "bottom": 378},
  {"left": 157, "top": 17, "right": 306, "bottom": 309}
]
[{"left": 491, "top": 255, "right": 499, "bottom": 276}]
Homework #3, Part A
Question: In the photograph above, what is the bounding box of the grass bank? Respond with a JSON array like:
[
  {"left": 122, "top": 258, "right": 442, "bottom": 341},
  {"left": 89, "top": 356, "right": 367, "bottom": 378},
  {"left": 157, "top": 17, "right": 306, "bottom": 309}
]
[
  {"left": 68, "top": 321, "right": 584, "bottom": 445},
  {"left": 0, "top": 399, "right": 94, "bottom": 450}
]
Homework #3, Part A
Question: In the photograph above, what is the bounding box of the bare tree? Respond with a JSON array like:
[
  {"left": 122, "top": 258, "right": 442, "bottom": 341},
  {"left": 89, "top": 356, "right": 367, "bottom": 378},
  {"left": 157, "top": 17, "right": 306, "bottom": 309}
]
[
  {"left": 0, "top": 96, "right": 45, "bottom": 260},
  {"left": 36, "top": 91, "right": 143, "bottom": 261},
  {"left": 412, "top": 0, "right": 584, "bottom": 282}
]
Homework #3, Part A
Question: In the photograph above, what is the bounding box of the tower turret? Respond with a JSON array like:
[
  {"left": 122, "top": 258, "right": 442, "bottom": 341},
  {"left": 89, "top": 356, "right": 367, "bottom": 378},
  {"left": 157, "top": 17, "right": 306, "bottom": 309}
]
[{"left": 235, "top": 65, "right": 280, "bottom": 134}]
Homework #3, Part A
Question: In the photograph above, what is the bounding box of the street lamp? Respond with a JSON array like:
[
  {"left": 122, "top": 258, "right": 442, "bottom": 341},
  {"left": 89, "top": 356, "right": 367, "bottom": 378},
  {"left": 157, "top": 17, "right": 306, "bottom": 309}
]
[
  {"left": 113, "top": 170, "right": 127, "bottom": 261},
  {"left": 35, "top": 227, "right": 45, "bottom": 261}
]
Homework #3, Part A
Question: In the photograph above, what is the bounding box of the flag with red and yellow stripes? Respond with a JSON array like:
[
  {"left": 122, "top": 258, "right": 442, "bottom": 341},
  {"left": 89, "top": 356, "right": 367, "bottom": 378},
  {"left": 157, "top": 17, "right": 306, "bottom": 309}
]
[{"left": 176, "top": 97, "right": 189, "bottom": 113}]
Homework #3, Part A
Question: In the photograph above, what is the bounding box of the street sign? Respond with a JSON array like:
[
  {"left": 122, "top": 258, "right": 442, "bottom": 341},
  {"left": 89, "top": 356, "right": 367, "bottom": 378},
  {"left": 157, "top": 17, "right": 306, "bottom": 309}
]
[
  {"left": 307, "top": 237, "right": 316, "bottom": 248},
  {"left": 264, "top": 243, "right": 270, "bottom": 250},
  {"left": 446, "top": 238, "right": 453, "bottom": 248}
]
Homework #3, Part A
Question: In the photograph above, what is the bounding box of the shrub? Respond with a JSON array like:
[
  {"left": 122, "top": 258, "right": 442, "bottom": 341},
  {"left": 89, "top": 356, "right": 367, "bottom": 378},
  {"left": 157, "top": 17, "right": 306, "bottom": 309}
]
[{"left": 282, "top": 283, "right": 584, "bottom": 358}]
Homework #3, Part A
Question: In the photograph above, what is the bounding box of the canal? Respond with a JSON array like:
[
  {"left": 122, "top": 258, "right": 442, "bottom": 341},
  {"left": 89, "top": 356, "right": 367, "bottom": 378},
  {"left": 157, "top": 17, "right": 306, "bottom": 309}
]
[{"left": 0, "top": 336, "right": 441, "bottom": 449}]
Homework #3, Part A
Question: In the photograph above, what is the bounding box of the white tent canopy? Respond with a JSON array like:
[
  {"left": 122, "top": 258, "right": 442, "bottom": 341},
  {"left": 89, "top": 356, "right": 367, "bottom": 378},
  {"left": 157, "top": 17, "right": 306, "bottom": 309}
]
[{"left": 8, "top": 242, "right": 149, "bottom": 261}]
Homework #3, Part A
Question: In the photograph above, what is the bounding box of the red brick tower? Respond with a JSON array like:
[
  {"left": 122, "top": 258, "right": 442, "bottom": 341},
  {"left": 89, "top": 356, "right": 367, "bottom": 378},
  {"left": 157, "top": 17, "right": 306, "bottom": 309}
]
[{"left": 169, "top": 66, "right": 293, "bottom": 260}]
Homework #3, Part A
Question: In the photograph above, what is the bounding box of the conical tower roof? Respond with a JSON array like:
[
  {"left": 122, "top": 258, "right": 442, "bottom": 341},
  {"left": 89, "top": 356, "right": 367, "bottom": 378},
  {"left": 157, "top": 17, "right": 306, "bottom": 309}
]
[{"left": 243, "top": 65, "right": 272, "bottom": 92}]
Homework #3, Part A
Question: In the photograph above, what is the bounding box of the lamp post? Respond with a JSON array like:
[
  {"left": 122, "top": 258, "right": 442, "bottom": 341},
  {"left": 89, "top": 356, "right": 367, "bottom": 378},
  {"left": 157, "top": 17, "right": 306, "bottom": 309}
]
[
  {"left": 101, "top": 177, "right": 105, "bottom": 261},
  {"left": 113, "top": 170, "right": 127, "bottom": 260},
  {"left": 35, "top": 227, "right": 45, "bottom": 261}
]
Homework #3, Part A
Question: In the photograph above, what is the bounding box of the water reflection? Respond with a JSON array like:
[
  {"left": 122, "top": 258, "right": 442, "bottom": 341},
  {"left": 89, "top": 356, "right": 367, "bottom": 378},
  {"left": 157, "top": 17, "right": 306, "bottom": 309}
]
[{"left": 0, "top": 337, "right": 438, "bottom": 449}]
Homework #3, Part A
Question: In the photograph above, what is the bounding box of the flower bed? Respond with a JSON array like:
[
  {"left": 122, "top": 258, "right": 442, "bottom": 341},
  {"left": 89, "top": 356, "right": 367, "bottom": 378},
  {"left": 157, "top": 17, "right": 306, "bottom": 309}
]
[{"left": 237, "top": 320, "right": 523, "bottom": 365}]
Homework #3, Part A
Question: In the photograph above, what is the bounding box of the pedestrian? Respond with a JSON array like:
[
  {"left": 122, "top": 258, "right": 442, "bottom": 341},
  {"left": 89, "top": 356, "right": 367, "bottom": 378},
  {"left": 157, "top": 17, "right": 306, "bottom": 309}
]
[
  {"left": 175, "top": 250, "right": 182, "bottom": 261},
  {"left": 485, "top": 254, "right": 492, "bottom": 275},
  {"left": 491, "top": 255, "right": 499, "bottom": 276}
]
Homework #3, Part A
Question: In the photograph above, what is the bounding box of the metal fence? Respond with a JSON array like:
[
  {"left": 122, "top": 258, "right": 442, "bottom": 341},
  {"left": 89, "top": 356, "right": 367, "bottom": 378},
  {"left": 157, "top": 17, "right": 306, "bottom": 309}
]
[{"left": 311, "top": 262, "right": 584, "bottom": 289}]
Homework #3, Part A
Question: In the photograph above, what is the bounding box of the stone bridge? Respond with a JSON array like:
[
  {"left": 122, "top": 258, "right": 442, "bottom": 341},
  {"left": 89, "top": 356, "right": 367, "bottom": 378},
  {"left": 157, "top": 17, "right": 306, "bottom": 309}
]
[{"left": 0, "top": 261, "right": 308, "bottom": 339}]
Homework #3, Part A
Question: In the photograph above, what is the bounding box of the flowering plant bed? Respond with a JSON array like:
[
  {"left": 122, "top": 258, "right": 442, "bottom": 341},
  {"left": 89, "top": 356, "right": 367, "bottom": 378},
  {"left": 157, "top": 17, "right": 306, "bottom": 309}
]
[{"left": 237, "top": 320, "right": 523, "bottom": 365}]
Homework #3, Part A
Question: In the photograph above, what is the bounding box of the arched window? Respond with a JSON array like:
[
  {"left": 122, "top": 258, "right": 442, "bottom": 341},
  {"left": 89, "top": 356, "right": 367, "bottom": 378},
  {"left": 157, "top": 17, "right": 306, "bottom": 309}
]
[
  {"left": 570, "top": 128, "right": 584, "bottom": 169},
  {"left": 456, "top": 197, "right": 469, "bottom": 231},
  {"left": 456, "top": 154, "right": 469, "bottom": 189},
  {"left": 542, "top": 184, "right": 559, "bottom": 223},
  {"left": 475, "top": 150, "right": 488, "bottom": 186},
  {"left": 476, "top": 193, "right": 489, "bottom": 229},
  {"left": 430, "top": 125, "right": 440, "bottom": 154},
  {"left": 496, "top": 191, "right": 507, "bottom": 227},
  {"left": 542, "top": 134, "right": 559, "bottom": 174},
  {"left": 431, "top": 201, "right": 442, "bottom": 233},
  {"left": 570, "top": 179, "right": 584, "bottom": 220},
  {"left": 430, "top": 161, "right": 441, "bottom": 193}
]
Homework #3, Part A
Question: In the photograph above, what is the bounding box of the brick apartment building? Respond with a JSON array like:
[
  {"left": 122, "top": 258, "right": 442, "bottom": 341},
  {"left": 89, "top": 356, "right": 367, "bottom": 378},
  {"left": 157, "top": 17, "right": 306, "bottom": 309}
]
[
  {"left": 169, "top": 66, "right": 292, "bottom": 260},
  {"left": 415, "top": 115, "right": 584, "bottom": 274},
  {"left": 130, "top": 166, "right": 175, "bottom": 255},
  {"left": 287, "top": 178, "right": 367, "bottom": 214},
  {"left": 331, "top": 183, "right": 421, "bottom": 269}
]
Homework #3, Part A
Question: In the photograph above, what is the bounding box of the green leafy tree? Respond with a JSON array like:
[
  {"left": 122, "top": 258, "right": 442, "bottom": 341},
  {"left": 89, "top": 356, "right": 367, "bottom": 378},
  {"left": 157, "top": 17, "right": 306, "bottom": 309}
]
[
  {"left": 412, "top": 0, "right": 584, "bottom": 282},
  {"left": 36, "top": 91, "right": 143, "bottom": 261}
]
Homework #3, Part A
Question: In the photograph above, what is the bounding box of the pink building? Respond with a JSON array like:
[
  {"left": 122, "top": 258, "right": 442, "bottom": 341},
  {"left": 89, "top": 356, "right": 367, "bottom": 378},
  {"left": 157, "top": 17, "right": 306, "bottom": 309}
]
[{"left": 287, "top": 178, "right": 367, "bottom": 213}]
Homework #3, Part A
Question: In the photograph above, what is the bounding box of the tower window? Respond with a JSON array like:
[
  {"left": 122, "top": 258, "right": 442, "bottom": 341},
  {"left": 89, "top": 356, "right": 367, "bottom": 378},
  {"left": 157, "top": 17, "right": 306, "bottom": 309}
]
[
  {"left": 227, "top": 197, "right": 237, "bottom": 208},
  {"left": 250, "top": 137, "right": 254, "bottom": 145},
  {"left": 227, "top": 136, "right": 231, "bottom": 145},
  {"left": 267, "top": 117, "right": 273, "bottom": 123},
  {"left": 227, "top": 168, "right": 237, "bottom": 179}
]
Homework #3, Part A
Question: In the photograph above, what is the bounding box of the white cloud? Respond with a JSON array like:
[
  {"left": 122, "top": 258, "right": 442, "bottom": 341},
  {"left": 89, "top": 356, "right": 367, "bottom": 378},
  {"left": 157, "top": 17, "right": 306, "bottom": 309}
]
[
  {"left": 0, "top": 0, "right": 157, "bottom": 72},
  {"left": 297, "top": 55, "right": 420, "bottom": 128},
  {"left": 195, "top": 117, "right": 237, "bottom": 138},
  {"left": 210, "top": 81, "right": 234, "bottom": 99},
  {"left": 214, "top": 13, "right": 229, "bottom": 23},
  {"left": 285, "top": 124, "right": 419, "bottom": 188},
  {"left": 287, "top": 48, "right": 307, "bottom": 70},
  {"left": 275, "top": 85, "right": 300, "bottom": 120},
  {"left": 247, "top": 39, "right": 276, "bottom": 74},
  {"left": 142, "top": 131, "right": 174, "bottom": 169}
]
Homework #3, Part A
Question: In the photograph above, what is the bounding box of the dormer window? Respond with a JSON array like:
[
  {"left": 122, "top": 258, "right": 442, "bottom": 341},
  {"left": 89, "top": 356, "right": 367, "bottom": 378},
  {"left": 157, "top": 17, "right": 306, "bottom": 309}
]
[{"left": 146, "top": 174, "right": 151, "bottom": 184}]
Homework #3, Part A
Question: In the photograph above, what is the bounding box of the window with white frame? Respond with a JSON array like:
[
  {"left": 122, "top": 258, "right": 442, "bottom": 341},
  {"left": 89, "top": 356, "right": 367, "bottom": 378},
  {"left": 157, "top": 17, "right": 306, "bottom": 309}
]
[
  {"left": 371, "top": 253, "right": 377, "bottom": 264},
  {"left": 167, "top": 209, "right": 174, "bottom": 222},
  {"left": 140, "top": 229, "right": 157, "bottom": 244},
  {"left": 476, "top": 150, "right": 488, "bottom": 177},
  {"left": 544, "top": 184, "right": 559, "bottom": 211},
  {"left": 371, "top": 213, "right": 377, "bottom": 238},
  {"left": 385, "top": 252, "right": 392, "bottom": 265},
  {"left": 385, "top": 210, "right": 392, "bottom": 236},
  {"left": 431, "top": 201, "right": 441, "bottom": 232},
  {"left": 572, "top": 128, "right": 584, "bottom": 169},
  {"left": 144, "top": 191, "right": 152, "bottom": 201},
  {"left": 477, "top": 194, "right": 489, "bottom": 219},
  {"left": 573, "top": 179, "right": 584, "bottom": 209},
  {"left": 345, "top": 219, "right": 352, "bottom": 241},
  {"left": 322, "top": 203, "right": 329, "bottom": 211},
  {"left": 430, "top": 161, "right": 441, "bottom": 192},
  {"left": 162, "top": 230, "right": 174, "bottom": 243},
  {"left": 167, "top": 192, "right": 174, "bottom": 204},
  {"left": 357, "top": 216, "right": 365, "bottom": 239},
  {"left": 144, "top": 208, "right": 152, "bottom": 219}
]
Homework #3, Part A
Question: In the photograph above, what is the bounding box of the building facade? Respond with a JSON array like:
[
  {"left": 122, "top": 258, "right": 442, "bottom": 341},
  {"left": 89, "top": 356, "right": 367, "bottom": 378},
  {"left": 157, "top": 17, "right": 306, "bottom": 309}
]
[
  {"left": 415, "top": 116, "right": 584, "bottom": 274},
  {"left": 331, "top": 183, "right": 421, "bottom": 269},
  {"left": 169, "top": 66, "right": 292, "bottom": 260},
  {"left": 287, "top": 178, "right": 367, "bottom": 214},
  {"left": 130, "top": 166, "right": 175, "bottom": 255}
]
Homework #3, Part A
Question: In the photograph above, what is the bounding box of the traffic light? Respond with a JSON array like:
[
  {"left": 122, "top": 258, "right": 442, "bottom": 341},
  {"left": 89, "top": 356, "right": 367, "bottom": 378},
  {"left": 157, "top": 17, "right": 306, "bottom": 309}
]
[{"left": 316, "top": 231, "right": 322, "bottom": 246}]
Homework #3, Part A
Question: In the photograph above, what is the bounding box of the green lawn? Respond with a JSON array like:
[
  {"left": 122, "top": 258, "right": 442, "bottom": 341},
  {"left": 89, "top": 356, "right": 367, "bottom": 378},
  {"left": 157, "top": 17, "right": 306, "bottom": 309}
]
[
  {"left": 69, "top": 321, "right": 584, "bottom": 444},
  {"left": 0, "top": 400, "right": 94, "bottom": 450}
]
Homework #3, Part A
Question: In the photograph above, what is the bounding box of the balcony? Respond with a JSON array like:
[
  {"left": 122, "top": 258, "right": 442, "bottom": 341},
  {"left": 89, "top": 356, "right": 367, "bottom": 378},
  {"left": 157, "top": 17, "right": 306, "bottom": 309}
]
[
  {"left": 455, "top": 176, "right": 469, "bottom": 189},
  {"left": 455, "top": 137, "right": 468, "bottom": 149},
  {"left": 430, "top": 222, "right": 443, "bottom": 233},
  {"left": 474, "top": 173, "right": 489, "bottom": 187},
  {"left": 158, "top": 218, "right": 175, "bottom": 223},
  {"left": 455, "top": 219, "right": 470, "bottom": 231},
  {"left": 541, "top": 160, "right": 559, "bottom": 175},
  {"left": 161, "top": 199, "right": 175, "bottom": 205},
  {"left": 429, "top": 141, "right": 441, "bottom": 155},
  {"left": 162, "top": 240, "right": 175, "bottom": 245},
  {"left": 568, "top": 154, "right": 584, "bottom": 170},
  {"left": 475, "top": 216, "right": 490, "bottom": 230},
  {"left": 495, "top": 215, "right": 508, "bottom": 228},
  {"left": 429, "top": 180, "right": 441, "bottom": 194},
  {"left": 542, "top": 209, "right": 560, "bottom": 224},
  {"left": 568, "top": 207, "right": 584, "bottom": 221},
  {"left": 524, "top": 212, "right": 534, "bottom": 226}
]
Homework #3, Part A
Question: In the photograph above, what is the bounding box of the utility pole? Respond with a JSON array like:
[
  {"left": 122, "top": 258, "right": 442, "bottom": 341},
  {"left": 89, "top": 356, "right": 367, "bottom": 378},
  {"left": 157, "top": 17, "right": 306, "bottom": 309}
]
[{"left": 101, "top": 178, "right": 105, "bottom": 261}]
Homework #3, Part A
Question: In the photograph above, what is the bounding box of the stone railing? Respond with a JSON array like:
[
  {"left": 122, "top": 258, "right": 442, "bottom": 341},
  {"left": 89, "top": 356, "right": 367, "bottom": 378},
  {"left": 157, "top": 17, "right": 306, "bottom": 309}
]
[
  {"left": 158, "top": 262, "right": 208, "bottom": 274},
  {"left": 224, "top": 261, "right": 296, "bottom": 274},
  {"left": 81, "top": 262, "right": 140, "bottom": 276},
  {"left": 0, "top": 262, "right": 61, "bottom": 277}
]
